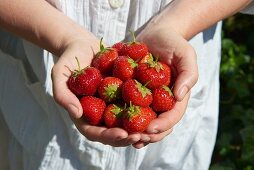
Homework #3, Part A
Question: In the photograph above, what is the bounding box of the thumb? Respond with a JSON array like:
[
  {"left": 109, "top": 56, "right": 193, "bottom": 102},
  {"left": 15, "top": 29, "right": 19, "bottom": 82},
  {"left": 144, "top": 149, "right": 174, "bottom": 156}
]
[
  {"left": 52, "top": 66, "right": 83, "bottom": 119},
  {"left": 172, "top": 44, "right": 198, "bottom": 101}
]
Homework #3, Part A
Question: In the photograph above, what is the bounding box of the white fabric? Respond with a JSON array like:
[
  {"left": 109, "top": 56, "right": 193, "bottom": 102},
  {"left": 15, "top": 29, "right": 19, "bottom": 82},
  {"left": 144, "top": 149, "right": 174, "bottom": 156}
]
[
  {"left": 0, "top": 0, "right": 226, "bottom": 170},
  {"left": 241, "top": 1, "right": 254, "bottom": 14}
]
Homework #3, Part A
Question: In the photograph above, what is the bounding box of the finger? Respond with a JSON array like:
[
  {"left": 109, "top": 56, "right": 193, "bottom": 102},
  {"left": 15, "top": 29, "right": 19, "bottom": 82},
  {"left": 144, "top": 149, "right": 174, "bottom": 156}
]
[
  {"left": 131, "top": 133, "right": 151, "bottom": 149},
  {"left": 100, "top": 130, "right": 141, "bottom": 147},
  {"left": 146, "top": 92, "right": 190, "bottom": 134},
  {"left": 116, "top": 133, "right": 141, "bottom": 147},
  {"left": 172, "top": 44, "right": 198, "bottom": 101},
  {"left": 132, "top": 141, "right": 149, "bottom": 149},
  {"left": 52, "top": 64, "right": 83, "bottom": 119},
  {"left": 147, "top": 128, "right": 173, "bottom": 143},
  {"left": 72, "top": 117, "right": 141, "bottom": 147},
  {"left": 72, "top": 117, "right": 127, "bottom": 144},
  {"left": 132, "top": 128, "right": 173, "bottom": 149}
]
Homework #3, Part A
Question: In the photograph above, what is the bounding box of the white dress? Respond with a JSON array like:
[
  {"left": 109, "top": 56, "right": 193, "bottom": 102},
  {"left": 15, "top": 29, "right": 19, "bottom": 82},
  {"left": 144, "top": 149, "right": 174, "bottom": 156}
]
[{"left": 0, "top": 0, "right": 253, "bottom": 170}]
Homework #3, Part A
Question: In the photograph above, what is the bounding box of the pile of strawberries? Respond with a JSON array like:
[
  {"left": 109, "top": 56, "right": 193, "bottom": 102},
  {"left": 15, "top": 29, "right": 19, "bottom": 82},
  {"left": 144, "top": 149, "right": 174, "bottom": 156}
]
[{"left": 67, "top": 34, "right": 176, "bottom": 133}]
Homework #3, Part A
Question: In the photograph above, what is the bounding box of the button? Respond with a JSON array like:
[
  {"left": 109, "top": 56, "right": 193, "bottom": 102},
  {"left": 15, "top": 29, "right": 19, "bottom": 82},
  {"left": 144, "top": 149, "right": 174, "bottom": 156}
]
[{"left": 109, "top": 0, "right": 124, "bottom": 9}]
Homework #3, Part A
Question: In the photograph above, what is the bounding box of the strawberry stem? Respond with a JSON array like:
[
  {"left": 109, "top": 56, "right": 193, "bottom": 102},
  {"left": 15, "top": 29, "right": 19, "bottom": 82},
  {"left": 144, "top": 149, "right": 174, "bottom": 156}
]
[
  {"left": 129, "top": 30, "right": 136, "bottom": 43},
  {"left": 75, "top": 56, "right": 81, "bottom": 71},
  {"left": 126, "top": 104, "right": 140, "bottom": 120},
  {"left": 72, "top": 57, "right": 85, "bottom": 77},
  {"left": 143, "top": 81, "right": 151, "bottom": 87},
  {"left": 100, "top": 37, "right": 105, "bottom": 51}
]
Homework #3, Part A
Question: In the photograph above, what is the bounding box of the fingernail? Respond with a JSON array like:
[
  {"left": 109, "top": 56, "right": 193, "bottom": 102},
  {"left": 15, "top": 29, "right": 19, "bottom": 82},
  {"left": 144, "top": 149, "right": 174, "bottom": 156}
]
[
  {"left": 148, "top": 129, "right": 158, "bottom": 134},
  {"left": 116, "top": 135, "right": 127, "bottom": 141},
  {"left": 142, "top": 136, "right": 150, "bottom": 142},
  {"left": 67, "top": 104, "right": 79, "bottom": 118},
  {"left": 178, "top": 86, "right": 188, "bottom": 100}
]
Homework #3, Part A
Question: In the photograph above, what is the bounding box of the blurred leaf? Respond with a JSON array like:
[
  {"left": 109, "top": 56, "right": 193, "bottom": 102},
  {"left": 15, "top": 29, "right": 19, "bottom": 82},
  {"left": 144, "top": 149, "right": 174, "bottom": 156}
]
[
  {"left": 211, "top": 13, "right": 254, "bottom": 169},
  {"left": 240, "top": 126, "right": 254, "bottom": 162},
  {"left": 210, "top": 161, "right": 236, "bottom": 170}
]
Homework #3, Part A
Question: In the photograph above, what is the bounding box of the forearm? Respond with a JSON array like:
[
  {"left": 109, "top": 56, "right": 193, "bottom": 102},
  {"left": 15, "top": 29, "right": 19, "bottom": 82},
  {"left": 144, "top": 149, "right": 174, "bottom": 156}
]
[
  {"left": 0, "top": 0, "right": 89, "bottom": 56},
  {"left": 155, "top": 0, "right": 252, "bottom": 40}
]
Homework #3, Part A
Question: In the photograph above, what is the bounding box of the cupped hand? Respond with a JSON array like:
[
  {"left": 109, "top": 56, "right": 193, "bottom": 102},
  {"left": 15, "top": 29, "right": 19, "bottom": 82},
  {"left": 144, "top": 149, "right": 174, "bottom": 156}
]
[
  {"left": 132, "top": 22, "right": 198, "bottom": 148},
  {"left": 51, "top": 33, "right": 141, "bottom": 147}
]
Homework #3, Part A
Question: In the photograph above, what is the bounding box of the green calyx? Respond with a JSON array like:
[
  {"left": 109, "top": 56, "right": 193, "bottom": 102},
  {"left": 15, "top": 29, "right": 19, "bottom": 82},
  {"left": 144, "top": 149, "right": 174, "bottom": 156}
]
[
  {"left": 146, "top": 53, "right": 154, "bottom": 64},
  {"left": 135, "top": 80, "right": 151, "bottom": 98},
  {"left": 103, "top": 84, "right": 121, "bottom": 101},
  {"left": 111, "top": 104, "right": 123, "bottom": 118},
  {"left": 162, "top": 85, "right": 174, "bottom": 96},
  {"left": 72, "top": 57, "right": 85, "bottom": 77},
  {"left": 96, "top": 37, "right": 112, "bottom": 56},
  {"left": 126, "top": 102, "right": 140, "bottom": 120},
  {"left": 127, "top": 57, "right": 138, "bottom": 68},
  {"left": 146, "top": 54, "right": 163, "bottom": 72},
  {"left": 128, "top": 30, "right": 140, "bottom": 45}
]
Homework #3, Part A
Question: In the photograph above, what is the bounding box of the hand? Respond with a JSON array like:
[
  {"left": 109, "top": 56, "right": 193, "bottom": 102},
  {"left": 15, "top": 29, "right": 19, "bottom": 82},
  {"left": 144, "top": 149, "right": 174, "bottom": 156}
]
[
  {"left": 132, "top": 22, "right": 198, "bottom": 148},
  {"left": 51, "top": 34, "right": 141, "bottom": 147}
]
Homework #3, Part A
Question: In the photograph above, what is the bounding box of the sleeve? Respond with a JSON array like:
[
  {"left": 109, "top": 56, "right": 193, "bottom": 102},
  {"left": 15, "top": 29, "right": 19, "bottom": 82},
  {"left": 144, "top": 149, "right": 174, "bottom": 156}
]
[{"left": 241, "top": 1, "right": 254, "bottom": 14}]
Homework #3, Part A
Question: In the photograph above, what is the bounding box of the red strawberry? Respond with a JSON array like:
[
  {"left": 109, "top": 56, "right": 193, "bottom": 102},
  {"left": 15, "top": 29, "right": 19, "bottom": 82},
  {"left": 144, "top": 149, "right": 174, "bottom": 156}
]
[
  {"left": 112, "top": 42, "right": 127, "bottom": 56},
  {"left": 122, "top": 79, "right": 152, "bottom": 107},
  {"left": 80, "top": 96, "right": 106, "bottom": 125},
  {"left": 135, "top": 57, "right": 171, "bottom": 90},
  {"left": 98, "top": 77, "right": 123, "bottom": 103},
  {"left": 92, "top": 38, "right": 118, "bottom": 75},
  {"left": 113, "top": 56, "right": 137, "bottom": 81},
  {"left": 123, "top": 105, "right": 156, "bottom": 133},
  {"left": 104, "top": 104, "right": 123, "bottom": 128},
  {"left": 124, "top": 32, "right": 148, "bottom": 60},
  {"left": 67, "top": 57, "right": 102, "bottom": 96},
  {"left": 138, "top": 53, "right": 153, "bottom": 64},
  {"left": 151, "top": 86, "right": 176, "bottom": 112}
]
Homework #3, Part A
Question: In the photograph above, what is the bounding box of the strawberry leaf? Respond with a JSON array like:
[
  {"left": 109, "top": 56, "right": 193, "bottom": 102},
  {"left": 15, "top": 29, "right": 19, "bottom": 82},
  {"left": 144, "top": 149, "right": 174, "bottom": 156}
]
[
  {"left": 126, "top": 104, "right": 140, "bottom": 120},
  {"left": 162, "top": 85, "right": 174, "bottom": 96},
  {"left": 103, "top": 84, "right": 121, "bottom": 101},
  {"left": 135, "top": 80, "right": 152, "bottom": 98},
  {"left": 111, "top": 104, "right": 123, "bottom": 118}
]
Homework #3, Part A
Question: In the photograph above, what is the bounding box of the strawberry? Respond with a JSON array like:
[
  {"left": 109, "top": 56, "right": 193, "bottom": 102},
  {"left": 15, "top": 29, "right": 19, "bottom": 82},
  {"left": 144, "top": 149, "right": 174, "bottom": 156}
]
[
  {"left": 112, "top": 42, "right": 127, "bottom": 56},
  {"left": 138, "top": 53, "right": 153, "bottom": 64},
  {"left": 92, "top": 38, "right": 118, "bottom": 75},
  {"left": 134, "top": 57, "right": 171, "bottom": 90},
  {"left": 113, "top": 56, "right": 137, "bottom": 81},
  {"left": 151, "top": 86, "right": 176, "bottom": 112},
  {"left": 67, "top": 57, "right": 102, "bottom": 96},
  {"left": 104, "top": 104, "right": 123, "bottom": 128},
  {"left": 80, "top": 96, "right": 106, "bottom": 125},
  {"left": 124, "top": 31, "right": 148, "bottom": 60},
  {"left": 122, "top": 104, "right": 156, "bottom": 133},
  {"left": 121, "top": 79, "right": 152, "bottom": 107},
  {"left": 98, "top": 77, "right": 123, "bottom": 103}
]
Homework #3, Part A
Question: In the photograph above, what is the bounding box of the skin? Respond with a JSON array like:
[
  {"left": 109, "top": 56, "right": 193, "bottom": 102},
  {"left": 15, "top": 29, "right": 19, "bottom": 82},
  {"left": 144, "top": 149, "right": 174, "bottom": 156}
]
[
  {"left": 0, "top": 0, "right": 252, "bottom": 148},
  {"left": 133, "top": 0, "right": 252, "bottom": 148}
]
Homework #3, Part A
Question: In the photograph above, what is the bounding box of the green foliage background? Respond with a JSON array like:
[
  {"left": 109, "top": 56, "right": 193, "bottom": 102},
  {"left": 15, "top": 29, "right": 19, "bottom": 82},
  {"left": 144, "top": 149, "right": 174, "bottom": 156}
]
[{"left": 210, "top": 13, "right": 254, "bottom": 169}]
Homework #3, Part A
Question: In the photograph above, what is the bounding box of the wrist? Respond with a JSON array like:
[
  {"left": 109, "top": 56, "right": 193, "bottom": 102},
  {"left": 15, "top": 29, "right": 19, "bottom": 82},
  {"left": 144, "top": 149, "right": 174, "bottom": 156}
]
[
  {"left": 149, "top": 5, "right": 196, "bottom": 40},
  {"left": 155, "top": 0, "right": 253, "bottom": 40},
  {"left": 56, "top": 24, "right": 94, "bottom": 56}
]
